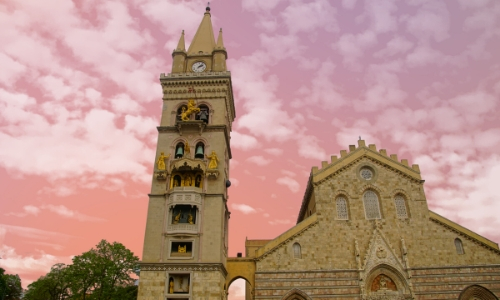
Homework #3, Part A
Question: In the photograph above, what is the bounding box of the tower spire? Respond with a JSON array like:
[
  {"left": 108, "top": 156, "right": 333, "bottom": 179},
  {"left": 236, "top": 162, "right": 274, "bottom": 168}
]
[
  {"left": 187, "top": 5, "right": 216, "bottom": 55},
  {"left": 216, "top": 28, "right": 225, "bottom": 49},
  {"left": 176, "top": 30, "right": 186, "bottom": 51}
]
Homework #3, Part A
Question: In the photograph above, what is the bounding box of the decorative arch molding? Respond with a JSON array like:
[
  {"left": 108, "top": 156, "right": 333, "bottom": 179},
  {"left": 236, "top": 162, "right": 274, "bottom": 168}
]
[
  {"left": 332, "top": 189, "right": 352, "bottom": 199},
  {"left": 459, "top": 285, "right": 498, "bottom": 300},
  {"left": 359, "top": 184, "right": 384, "bottom": 196},
  {"left": 281, "top": 288, "right": 312, "bottom": 300},
  {"left": 390, "top": 189, "right": 411, "bottom": 200},
  {"left": 364, "top": 264, "right": 412, "bottom": 300}
]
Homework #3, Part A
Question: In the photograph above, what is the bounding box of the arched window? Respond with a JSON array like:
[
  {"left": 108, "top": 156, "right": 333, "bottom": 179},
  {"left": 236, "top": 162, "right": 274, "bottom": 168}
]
[
  {"left": 363, "top": 190, "right": 381, "bottom": 220},
  {"left": 175, "top": 142, "right": 184, "bottom": 158},
  {"left": 194, "top": 142, "right": 204, "bottom": 159},
  {"left": 196, "top": 104, "right": 209, "bottom": 123},
  {"left": 394, "top": 195, "right": 408, "bottom": 219},
  {"left": 336, "top": 196, "right": 349, "bottom": 220},
  {"left": 293, "top": 243, "right": 301, "bottom": 259},
  {"left": 455, "top": 238, "right": 464, "bottom": 255}
]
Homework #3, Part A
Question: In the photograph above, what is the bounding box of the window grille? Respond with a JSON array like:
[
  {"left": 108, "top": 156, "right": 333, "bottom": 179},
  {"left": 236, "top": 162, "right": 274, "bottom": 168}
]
[
  {"left": 336, "top": 197, "right": 349, "bottom": 220},
  {"left": 293, "top": 243, "right": 301, "bottom": 259},
  {"left": 394, "top": 195, "right": 408, "bottom": 218},
  {"left": 363, "top": 190, "right": 381, "bottom": 219}
]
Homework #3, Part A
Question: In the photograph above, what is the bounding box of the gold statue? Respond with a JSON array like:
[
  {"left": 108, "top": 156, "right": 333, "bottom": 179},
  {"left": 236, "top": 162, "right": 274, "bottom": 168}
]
[
  {"left": 173, "top": 211, "right": 181, "bottom": 224},
  {"left": 184, "top": 140, "right": 190, "bottom": 156},
  {"left": 188, "top": 213, "right": 194, "bottom": 224},
  {"left": 156, "top": 152, "right": 169, "bottom": 170},
  {"left": 185, "top": 175, "right": 192, "bottom": 186},
  {"left": 178, "top": 245, "right": 187, "bottom": 253},
  {"left": 206, "top": 150, "right": 219, "bottom": 169},
  {"left": 169, "top": 279, "right": 174, "bottom": 294},
  {"left": 180, "top": 99, "right": 200, "bottom": 121}
]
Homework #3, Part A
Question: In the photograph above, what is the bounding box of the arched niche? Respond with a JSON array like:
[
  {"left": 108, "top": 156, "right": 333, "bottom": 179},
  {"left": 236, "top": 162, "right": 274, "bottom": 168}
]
[
  {"left": 459, "top": 285, "right": 498, "bottom": 300},
  {"left": 365, "top": 264, "right": 411, "bottom": 299},
  {"left": 281, "top": 288, "right": 312, "bottom": 300}
]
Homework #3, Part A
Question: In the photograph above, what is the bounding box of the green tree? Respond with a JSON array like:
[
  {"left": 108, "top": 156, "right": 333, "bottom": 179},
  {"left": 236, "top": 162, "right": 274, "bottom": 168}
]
[
  {"left": 24, "top": 240, "right": 138, "bottom": 300},
  {"left": 24, "top": 264, "right": 71, "bottom": 300},
  {"left": 0, "top": 268, "right": 23, "bottom": 300},
  {"left": 68, "top": 240, "right": 139, "bottom": 300}
]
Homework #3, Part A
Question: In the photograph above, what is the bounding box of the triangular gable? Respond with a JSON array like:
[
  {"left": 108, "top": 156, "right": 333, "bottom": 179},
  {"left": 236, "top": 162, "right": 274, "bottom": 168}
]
[
  {"left": 312, "top": 140, "right": 421, "bottom": 184},
  {"left": 362, "top": 228, "right": 405, "bottom": 273}
]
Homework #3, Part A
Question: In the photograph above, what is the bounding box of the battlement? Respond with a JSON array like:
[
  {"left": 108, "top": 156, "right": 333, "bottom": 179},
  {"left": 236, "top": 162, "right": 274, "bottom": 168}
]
[{"left": 312, "top": 140, "right": 421, "bottom": 178}]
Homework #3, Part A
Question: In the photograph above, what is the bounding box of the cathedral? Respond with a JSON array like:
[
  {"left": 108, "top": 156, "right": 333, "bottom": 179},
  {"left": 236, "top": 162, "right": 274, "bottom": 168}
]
[{"left": 137, "top": 7, "right": 500, "bottom": 300}]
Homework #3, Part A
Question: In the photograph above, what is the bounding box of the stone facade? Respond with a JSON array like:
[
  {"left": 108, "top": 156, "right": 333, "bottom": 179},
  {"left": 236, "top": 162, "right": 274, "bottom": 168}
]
[
  {"left": 238, "top": 141, "right": 500, "bottom": 300},
  {"left": 139, "top": 7, "right": 500, "bottom": 300}
]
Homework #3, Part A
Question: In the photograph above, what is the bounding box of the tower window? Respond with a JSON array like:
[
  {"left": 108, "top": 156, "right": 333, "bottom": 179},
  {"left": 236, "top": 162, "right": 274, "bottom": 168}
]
[
  {"left": 175, "top": 143, "right": 184, "bottom": 158},
  {"left": 394, "top": 195, "right": 408, "bottom": 219},
  {"left": 336, "top": 196, "right": 349, "bottom": 220},
  {"left": 195, "top": 142, "right": 204, "bottom": 159},
  {"left": 363, "top": 190, "right": 381, "bottom": 220},
  {"left": 196, "top": 104, "right": 209, "bottom": 123},
  {"left": 455, "top": 238, "right": 464, "bottom": 255},
  {"left": 293, "top": 243, "right": 301, "bottom": 259}
]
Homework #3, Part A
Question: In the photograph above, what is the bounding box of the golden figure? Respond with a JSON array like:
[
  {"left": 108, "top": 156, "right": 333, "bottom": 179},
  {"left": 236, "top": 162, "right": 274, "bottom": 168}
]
[
  {"left": 185, "top": 175, "right": 192, "bottom": 186},
  {"left": 188, "top": 213, "right": 194, "bottom": 224},
  {"left": 178, "top": 245, "right": 187, "bottom": 253},
  {"left": 180, "top": 99, "right": 200, "bottom": 121},
  {"left": 169, "top": 279, "right": 174, "bottom": 294},
  {"left": 156, "top": 152, "right": 169, "bottom": 170},
  {"left": 195, "top": 175, "right": 201, "bottom": 187},
  {"left": 184, "top": 140, "right": 190, "bottom": 156},
  {"left": 173, "top": 211, "right": 181, "bottom": 224},
  {"left": 206, "top": 150, "right": 219, "bottom": 169}
]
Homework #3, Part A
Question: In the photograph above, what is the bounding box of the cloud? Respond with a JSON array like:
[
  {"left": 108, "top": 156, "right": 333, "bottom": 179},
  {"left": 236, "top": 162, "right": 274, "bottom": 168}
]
[
  {"left": 335, "top": 30, "right": 377, "bottom": 70},
  {"left": 374, "top": 36, "right": 414, "bottom": 58},
  {"left": 264, "top": 148, "right": 283, "bottom": 156},
  {"left": 246, "top": 156, "right": 272, "bottom": 166},
  {"left": 276, "top": 176, "right": 300, "bottom": 193},
  {"left": 281, "top": 0, "right": 338, "bottom": 34},
  {"left": 404, "top": 1, "right": 450, "bottom": 43},
  {"left": 231, "top": 131, "right": 260, "bottom": 151},
  {"left": 268, "top": 219, "right": 292, "bottom": 225},
  {"left": 231, "top": 204, "right": 257, "bottom": 215},
  {"left": 0, "top": 244, "right": 71, "bottom": 277}
]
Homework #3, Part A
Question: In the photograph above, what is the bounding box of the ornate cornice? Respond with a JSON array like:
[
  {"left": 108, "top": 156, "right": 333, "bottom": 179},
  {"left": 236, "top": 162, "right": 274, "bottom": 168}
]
[{"left": 139, "top": 262, "right": 228, "bottom": 276}]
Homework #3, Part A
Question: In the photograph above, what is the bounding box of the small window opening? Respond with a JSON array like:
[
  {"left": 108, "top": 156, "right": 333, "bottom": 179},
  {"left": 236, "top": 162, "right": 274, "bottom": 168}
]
[
  {"left": 336, "top": 196, "right": 349, "bottom": 220},
  {"left": 455, "top": 238, "right": 464, "bottom": 255},
  {"left": 293, "top": 243, "right": 301, "bottom": 259},
  {"left": 394, "top": 195, "right": 408, "bottom": 218}
]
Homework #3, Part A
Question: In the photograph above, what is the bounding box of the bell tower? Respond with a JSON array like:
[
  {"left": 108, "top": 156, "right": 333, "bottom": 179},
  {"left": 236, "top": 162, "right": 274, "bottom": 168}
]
[{"left": 138, "top": 6, "right": 234, "bottom": 300}]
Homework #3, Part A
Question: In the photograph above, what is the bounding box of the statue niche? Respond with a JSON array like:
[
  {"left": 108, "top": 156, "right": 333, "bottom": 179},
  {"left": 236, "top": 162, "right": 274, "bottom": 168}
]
[
  {"left": 178, "top": 99, "right": 201, "bottom": 121},
  {"left": 170, "top": 171, "right": 203, "bottom": 189},
  {"left": 171, "top": 205, "right": 196, "bottom": 225}
]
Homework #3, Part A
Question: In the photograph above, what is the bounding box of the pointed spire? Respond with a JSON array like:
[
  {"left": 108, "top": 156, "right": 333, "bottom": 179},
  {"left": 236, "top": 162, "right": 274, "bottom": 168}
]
[
  {"left": 216, "top": 28, "right": 225, "bottom": 49},
  {"left": 176, "top": 30, "right": 186, "bottom": 52},
  {"left": 187, "top": 6, "right": 216, "bottom": 55}
]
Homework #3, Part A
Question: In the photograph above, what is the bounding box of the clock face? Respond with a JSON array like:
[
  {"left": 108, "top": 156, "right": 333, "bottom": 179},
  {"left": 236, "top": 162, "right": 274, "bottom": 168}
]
[{"left": 192, "top": 61, "right": 207, "bottom": 72}]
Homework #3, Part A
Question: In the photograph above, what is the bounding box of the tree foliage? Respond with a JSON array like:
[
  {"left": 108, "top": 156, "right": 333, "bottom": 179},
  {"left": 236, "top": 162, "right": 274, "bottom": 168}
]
[
  {"left": 0, "top": 268, "right": 23, "bottom": 300},
  {"left": 23, "top": 240, "right": 139, "bottom": 300}
]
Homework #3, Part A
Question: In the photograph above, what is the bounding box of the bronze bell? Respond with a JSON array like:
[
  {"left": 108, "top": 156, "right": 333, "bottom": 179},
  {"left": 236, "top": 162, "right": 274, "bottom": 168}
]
[
  {"left": 199, "top": 109, "right": 208, "bottom": 123},
  {"left": 195, "top": 145, "right": 204, "bottom": 158},
  {"left": 175, "top": 146, "right": 184, "bottom": 158}
]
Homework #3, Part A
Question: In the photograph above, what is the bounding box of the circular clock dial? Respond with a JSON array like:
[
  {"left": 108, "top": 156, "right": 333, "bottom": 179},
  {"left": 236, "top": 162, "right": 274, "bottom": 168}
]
[{"left": 192, "top": 61, "right": 206, "bottom": 72}]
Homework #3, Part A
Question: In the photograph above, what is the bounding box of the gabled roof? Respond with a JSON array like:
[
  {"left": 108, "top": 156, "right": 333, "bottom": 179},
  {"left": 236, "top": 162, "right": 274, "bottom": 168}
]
[{"left": 297, "top": 140, "right": 421, "bottom": 222}]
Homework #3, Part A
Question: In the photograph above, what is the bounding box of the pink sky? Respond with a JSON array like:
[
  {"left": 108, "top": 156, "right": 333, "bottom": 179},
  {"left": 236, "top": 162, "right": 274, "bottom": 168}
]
[{"left": 1, "top": 0, "right": 500, "bottom": 298}]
